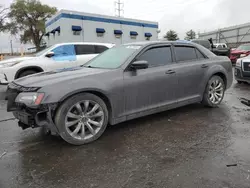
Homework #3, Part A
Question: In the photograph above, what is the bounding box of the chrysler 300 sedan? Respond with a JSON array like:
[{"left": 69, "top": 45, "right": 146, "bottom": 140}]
[{"left": 6, "top": 41, "right": 233, "bottom": 145}]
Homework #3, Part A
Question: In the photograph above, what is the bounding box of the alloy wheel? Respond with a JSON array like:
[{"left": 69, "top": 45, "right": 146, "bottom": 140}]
[
  {"left": 208, "top": 79, "right": 224, "bottom": 104},
  {"left": 65, "top": 100, "right": 104, "bottom": 140}
]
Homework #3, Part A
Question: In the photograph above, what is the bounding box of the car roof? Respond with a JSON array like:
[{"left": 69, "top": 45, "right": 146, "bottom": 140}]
[
  {"left": 55, "top": 42, "right": 115, "bottom": 48},
  {"left": 123, "top": 40, "right": 195, "bottom": 46}
]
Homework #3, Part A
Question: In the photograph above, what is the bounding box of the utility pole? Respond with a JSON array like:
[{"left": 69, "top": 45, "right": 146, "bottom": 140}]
[
  {"left": 115, "top": 0, "right": 124, "bottom": 17},
  {"left": 10, "top": 39, "right": 13, "bottom": 56}
]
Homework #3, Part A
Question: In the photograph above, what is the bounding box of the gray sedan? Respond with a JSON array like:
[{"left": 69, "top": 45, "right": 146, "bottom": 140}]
[{"left": 6, "top": 41, "right": 233, "bottom": 145}]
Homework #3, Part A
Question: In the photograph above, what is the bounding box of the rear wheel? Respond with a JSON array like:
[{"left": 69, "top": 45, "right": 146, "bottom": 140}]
[
  {"left": 18, "top": 70, "right": 38, "bottom": 78},
  {"left": 202, "top": 75, "right": 225, "bottom": 107},
  {"left": 55, "top": 93, "right": 108, "bottom": 145}
]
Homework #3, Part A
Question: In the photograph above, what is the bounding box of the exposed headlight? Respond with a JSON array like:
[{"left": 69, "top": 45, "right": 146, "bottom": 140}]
[
  {"left": 15, "top": 92, "right": 45, "bottom": 106},
  {"left": 236, "top": 59, "right": 242, "bottom": 67},
  {"left": 0, "top": 61, "right": 20, "bottom": 68}
]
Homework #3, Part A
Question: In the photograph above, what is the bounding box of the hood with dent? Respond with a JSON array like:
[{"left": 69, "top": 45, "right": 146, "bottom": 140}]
[
  {"left": 0, "top": 56, "right": 34, "bottom": 64},
  {"left": 14, "top": 67, "right": 110, "bottom": 87}
]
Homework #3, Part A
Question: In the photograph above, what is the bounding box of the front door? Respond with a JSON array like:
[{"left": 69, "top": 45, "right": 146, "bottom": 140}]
[
  {"left": 123, "top": 45, "right": 178, "bottom": 117},
  {"left": 48, "top": 44, "right": 77, "bottom": 70},
  {"left": 173, "top": 45, "right": 209, "bottom": 103}
]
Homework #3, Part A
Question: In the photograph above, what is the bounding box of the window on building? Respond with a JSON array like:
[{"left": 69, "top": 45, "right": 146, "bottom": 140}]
[
  {"left": 73, "top": 30, "right": 81, "bottom": 36},
  {"left": 75, "top": 45, "right": 96, "bottom": 55},
  {"left": 136, "top": 46, "right": 172, "bottom": 68},
  {"left": 174, "top": 46, "right": 197, "bottom": 62},
  {"left": 95, "top": 45, "right": 109, "bottom": 53}
]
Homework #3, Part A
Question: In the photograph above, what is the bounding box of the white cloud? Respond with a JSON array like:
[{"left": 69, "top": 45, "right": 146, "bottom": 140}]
[{"left": 0, "top": 0, "right": 249, "bottom": 51}]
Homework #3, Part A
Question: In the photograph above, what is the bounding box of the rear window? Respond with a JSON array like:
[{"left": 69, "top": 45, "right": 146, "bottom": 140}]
[{"left": 175, "top": 46, "right": 197, "bottom": 61}]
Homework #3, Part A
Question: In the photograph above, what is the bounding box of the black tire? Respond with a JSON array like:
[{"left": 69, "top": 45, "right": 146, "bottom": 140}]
[
  {"left": 202, "top": 75, "right": 225, "bottom": 108},
  {"left": 18, "top": 70, "right": 38, "bottom": 78},
  {"left": 55, "top": 93, "right": 109, "bottom": 145}
]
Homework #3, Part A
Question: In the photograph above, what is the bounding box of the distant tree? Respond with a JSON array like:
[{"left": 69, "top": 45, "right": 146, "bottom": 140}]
[
  {"left": 164, "top": 30, "right": 179, "bottom": 41},
  {"left": 0, "top": 6, "right": 8, "bottom": 31},
  {"left": 6, "top": 0, "right": 57, "bottom": 51},
  {"left": 185, "top": 29, "right": 196, "bottom": 40}
]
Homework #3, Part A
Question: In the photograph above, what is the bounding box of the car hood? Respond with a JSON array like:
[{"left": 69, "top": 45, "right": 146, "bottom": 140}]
[
  {"left": 0, "top": 56, "right": 34, "bottom": 64},
  {"left": 231, "top": 50, "right": 247, "bottom": 54},
  {"left": 14, "top": 67, "right": 111, "bottom": 87}
]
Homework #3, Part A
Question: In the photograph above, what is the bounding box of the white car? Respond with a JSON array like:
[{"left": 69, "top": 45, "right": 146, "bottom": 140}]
[
  {"left": 0, "top": 42, "right": 114, "bottom": 85},
  {"left": 214, "top": 43, "right": 228, "bottom": 49}
]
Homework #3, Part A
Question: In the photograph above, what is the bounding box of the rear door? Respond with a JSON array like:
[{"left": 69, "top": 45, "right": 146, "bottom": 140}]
[
  {"left": 74, "top": 45, "right": 97, "bottom": 66},
  {"left": 74, "top": 45, "right": 110, "bottom": 66},
  {"left": 173, "top": 45, "right": 209, "bottom": 103},
  {"left": 48, "top": 44, "right": 77, "bottom": 70}
]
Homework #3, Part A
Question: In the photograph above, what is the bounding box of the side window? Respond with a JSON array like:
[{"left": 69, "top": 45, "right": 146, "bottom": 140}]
[
  {"left": 174, "top": 46, "right": 197, "bottom": 62},
  {"left": 75, "top": 45, "right": 95, "bottom": 55},
  {"left": 95, "top": 45, "right": 109, "bottom": 54},
  {"left": 196, "top": 49, "right": 205, "bottom": 59},
  {"left": 51, "top": 45, "right": 76, "bottom": 61},
  {"left": 136, "top": 46, "right": 172, "bottom": 68}
]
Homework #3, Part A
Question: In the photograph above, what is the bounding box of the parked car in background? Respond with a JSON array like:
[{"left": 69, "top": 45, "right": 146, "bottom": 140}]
[
  {"left": 0, "top": 42, "right": 114, "bottom": 85},
  {"left": 235, "top": 56, "right": 250, "bottom": 84},
  {"left": 214, "top": 43, "right": 228, "bottom": 49},
  {"left": 230, "top": 43, "right": 250, "bottom": 64},
  {"left": 6, "top": 41, "right": 233, "bottom": 145},
  {"left": 191, "top": 39, "right": 230, "bottom": 58}
]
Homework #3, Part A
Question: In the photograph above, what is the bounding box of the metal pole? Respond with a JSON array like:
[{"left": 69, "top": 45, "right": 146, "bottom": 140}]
[
  {"left": 10, "top": 40, "right": 13, "bottom": 56},
  {"left": 118, "top": 0, "right": 120, "bottom": 17}
]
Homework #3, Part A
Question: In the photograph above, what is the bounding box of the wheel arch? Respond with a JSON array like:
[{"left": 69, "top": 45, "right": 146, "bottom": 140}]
[
  {"left": 57, "top": 89, "right": 113, "bottom": 123},
  {"left": 15, "top": 66, "right": 44, "bottom": 79}
]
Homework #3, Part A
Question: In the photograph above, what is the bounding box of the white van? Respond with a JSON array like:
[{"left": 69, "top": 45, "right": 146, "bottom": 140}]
[{"left": 0, "top": 42, "right": 114, "bottom": 84}]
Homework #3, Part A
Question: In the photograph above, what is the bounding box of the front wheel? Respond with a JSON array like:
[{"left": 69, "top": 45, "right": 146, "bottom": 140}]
[
  {"left": 55, "top": 93, "right": 109, "bottom": 145},
  {"left": 202, "top": 76, "right": 225, "bottom": 107}
]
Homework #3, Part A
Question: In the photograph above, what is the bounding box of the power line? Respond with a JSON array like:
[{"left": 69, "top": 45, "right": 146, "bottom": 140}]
[{"left": 114, "top": 0, "right": 124, "bottom": 17}]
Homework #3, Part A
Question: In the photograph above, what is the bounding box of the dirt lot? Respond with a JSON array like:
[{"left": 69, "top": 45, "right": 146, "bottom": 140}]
[{"left": 0, "top": 81, "right": 250, "bottom": 188}]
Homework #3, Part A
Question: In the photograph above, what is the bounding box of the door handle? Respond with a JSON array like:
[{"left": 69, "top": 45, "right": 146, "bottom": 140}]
[
  {"left": 201, "top": 64, "right": 208, "bottom": 68},
  {"left": 165, "top": 70, "right": 175, "bottom": 74}
]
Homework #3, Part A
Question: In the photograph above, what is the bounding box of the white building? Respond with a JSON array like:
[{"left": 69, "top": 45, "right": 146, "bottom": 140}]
[{"left": 45, "top": 10, "right": 159, "bottom": 46}]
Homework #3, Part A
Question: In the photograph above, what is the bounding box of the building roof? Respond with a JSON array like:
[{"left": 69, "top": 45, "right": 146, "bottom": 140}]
[{"left": 46, "top": 9, "right": 158, "bottom": 29}]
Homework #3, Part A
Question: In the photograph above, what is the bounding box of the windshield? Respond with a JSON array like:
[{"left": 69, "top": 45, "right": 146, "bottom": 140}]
[
  {"left": 35, "top": 45, "right": 55, "bottom": 57},
  {"left": 84, "top": 45, "right": 142, "bottom": 69},
  {"left": 236, "top": 45, "right": 250, "bottom": 51}
]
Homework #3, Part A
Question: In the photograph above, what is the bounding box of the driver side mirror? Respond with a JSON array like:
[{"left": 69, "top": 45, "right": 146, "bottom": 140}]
[
  {"left": 45, "top": 51, "right": 55, "bottom": 58},
  {"left": 130, "top": 60, "right": 149, "bottom": 70}
]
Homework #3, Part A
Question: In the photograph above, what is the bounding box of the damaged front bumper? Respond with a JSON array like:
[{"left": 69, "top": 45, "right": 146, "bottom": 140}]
[{"left": 11, "top": 104, "right": 59, "bottom": 135}]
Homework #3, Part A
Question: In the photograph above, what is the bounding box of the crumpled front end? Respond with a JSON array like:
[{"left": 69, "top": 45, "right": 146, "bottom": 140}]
[{"left": 6, "top": 82, "right": 59, "bottom": 135}]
